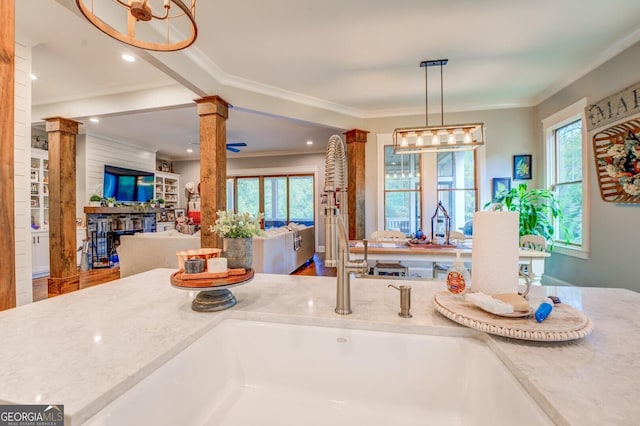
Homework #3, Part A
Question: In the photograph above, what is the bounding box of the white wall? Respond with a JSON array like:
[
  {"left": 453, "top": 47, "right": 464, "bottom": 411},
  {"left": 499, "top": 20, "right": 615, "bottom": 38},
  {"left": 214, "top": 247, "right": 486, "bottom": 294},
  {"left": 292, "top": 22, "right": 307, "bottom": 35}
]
[
  {"left": 172, "top": 159, "right": 199, "bottom": 209},
  {"left": 82, "top": 134, "right": 156, "bottom": 204},
  {"left": 75, "top": 134, "right": 87, "bottom": 220},
  {"left": 536, "top": 41, "right": 640, "bottom": 291},
  {"left": 14, "top": 41, "right": 32, "bottom": 306}
]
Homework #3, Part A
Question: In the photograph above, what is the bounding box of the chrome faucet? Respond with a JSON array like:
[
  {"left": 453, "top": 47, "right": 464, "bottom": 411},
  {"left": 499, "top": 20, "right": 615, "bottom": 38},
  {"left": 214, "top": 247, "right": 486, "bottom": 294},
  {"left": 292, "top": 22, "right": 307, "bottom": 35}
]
[
  {"left": 335, "top": 215, "right": 368, "bottom": 315},
  {"left": 322, "top": 134, "right": 367, "bottom": 314}
]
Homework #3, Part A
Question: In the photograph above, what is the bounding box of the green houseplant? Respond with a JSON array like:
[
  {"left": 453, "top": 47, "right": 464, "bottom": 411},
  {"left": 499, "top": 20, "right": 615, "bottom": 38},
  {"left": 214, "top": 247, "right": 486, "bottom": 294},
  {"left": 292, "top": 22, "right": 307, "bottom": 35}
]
[
  {"left": 485, "top": 183, "right": 563, "bottom": 245},
  {"left": 89, "top": 194, "right": 102, "bottom": 207},
  {"left": 209, "top": 210, "right": 264, "bottom": 269}
]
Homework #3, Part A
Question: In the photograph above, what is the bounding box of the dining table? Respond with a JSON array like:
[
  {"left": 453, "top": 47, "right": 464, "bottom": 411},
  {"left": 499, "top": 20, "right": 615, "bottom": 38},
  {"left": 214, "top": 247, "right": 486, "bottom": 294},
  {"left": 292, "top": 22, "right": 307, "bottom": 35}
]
[{"left": 348, "top": 240, "right": 550, "bottom": 284}]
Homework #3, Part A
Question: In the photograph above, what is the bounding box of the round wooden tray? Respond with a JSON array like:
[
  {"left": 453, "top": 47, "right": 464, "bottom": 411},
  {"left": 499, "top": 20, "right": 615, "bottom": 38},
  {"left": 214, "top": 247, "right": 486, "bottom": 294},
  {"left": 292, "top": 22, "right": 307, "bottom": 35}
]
[
  {"left": 433, "top": 291, "right": 594, "bottom": 341},
  {"left": 170, "top": 269, "right": 255, "bottom": 312},
  {"left": 170, "top": 269, "right": 255, "bottom": 289}
]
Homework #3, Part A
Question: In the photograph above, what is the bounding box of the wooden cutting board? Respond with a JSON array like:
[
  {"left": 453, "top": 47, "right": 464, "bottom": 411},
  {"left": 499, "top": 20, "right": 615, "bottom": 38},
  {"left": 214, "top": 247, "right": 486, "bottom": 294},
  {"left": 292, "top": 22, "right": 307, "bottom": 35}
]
[{"left": 170, "top": 268, "right": 254, "bottom": 288}]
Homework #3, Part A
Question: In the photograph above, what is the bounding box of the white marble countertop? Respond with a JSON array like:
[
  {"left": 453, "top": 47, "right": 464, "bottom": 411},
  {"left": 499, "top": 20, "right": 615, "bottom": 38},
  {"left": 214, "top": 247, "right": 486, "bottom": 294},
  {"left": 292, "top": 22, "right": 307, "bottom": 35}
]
[{"left": 0, "top": 269, "right": 637, "bottom": 425}]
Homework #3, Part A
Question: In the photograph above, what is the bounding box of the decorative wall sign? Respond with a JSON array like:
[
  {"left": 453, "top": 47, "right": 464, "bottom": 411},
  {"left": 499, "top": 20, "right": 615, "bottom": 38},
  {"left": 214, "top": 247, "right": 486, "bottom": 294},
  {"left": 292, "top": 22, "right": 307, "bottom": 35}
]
[
  {"left": 592, "top": 117, "right": 640, "bottom": 203},
  {"left": 586, "top": 81, "right": 640, "bottom": 131},
  {"left": 513, "top": 155, "right": 532, "bottom": 180}
]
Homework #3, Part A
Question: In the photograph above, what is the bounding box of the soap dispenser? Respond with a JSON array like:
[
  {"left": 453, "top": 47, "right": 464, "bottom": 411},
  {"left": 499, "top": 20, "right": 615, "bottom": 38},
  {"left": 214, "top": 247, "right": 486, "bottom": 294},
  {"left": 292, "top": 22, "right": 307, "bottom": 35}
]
[{"left": 446, "top": 250, "right": 470, "bottom": 295}]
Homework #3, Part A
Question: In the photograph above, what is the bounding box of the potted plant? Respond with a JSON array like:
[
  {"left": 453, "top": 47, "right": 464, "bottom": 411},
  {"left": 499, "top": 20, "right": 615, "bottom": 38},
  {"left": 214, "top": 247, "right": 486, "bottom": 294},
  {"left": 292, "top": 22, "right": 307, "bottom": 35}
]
[
  {"left": 209, "top": 210, "right": 264, "bottom": 269},
  {"left": 157, "top": 198, "right": 165, "bottom": 208},
  {"left": 106, "top": 197, "right": 116, "bottom": 207},
  {"left": 89, "top": 194, "right": 102, "bottom": 207},
  {"left": 486, "top": 183, "right": 563, "bottom": 247}
]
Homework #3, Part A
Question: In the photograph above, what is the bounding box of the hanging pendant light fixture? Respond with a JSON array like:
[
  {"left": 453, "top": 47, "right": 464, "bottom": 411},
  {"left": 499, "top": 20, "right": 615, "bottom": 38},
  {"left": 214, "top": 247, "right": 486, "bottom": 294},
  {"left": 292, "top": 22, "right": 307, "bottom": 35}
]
[
  {"left": 76, "top": 0, "right": 198, "bottom": 52},
  {"left": 393, "top": 59, "right": 484, "bottom": 154}
]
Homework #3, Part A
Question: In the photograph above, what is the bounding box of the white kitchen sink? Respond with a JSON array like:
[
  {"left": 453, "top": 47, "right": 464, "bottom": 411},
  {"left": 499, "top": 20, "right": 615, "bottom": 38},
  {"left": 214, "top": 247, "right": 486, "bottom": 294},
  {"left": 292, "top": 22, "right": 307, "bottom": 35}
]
[{"left": 86, "top": 319, "right": 552, "bottom": 426}]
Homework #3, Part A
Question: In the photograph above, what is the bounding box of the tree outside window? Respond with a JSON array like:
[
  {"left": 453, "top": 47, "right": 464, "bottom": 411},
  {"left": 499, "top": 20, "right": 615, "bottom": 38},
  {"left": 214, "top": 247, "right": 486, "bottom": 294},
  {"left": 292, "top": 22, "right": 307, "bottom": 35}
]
[{"left": 228, "top": 174, "right": 314, "bottom": 229}]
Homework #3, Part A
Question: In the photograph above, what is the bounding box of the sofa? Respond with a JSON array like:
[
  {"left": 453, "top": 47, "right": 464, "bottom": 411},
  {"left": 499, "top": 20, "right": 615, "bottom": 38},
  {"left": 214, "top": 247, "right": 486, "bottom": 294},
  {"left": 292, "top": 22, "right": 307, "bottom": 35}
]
[
  {"left": 117, "top": 229, "right": 201, "bottom": 278},
  {"left": 252, "top": 225, "right": 315, "bottom": 274},
  {"left": 116, "top": 225, "right": 315, "bottom": 278}
]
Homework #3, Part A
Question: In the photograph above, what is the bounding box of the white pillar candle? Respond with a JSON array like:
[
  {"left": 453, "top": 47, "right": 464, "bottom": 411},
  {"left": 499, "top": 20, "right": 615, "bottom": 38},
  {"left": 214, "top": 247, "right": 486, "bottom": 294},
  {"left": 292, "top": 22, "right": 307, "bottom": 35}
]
[
  {"left": 207, "top": 257, "right": 228, "bottom": 273},
  {"left": 471, "top": 211, "right": 520, "bottom": 295}
]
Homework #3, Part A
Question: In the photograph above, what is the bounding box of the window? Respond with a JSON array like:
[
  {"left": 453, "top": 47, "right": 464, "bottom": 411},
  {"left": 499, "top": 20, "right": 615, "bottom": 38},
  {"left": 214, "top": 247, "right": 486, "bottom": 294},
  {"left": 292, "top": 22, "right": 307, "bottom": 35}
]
[
  {"left": 383, "top": 146, "right": 421, "bottom": 234},
  {"left": 437, "top": 151, "right": 477, "bottom": 234},
  {"left": 236, "top": 177, "right": 260, "bottom": 217},
  {"left": 378, "top": 137, "right": 478, "bottom": 237},
  {"left": 543, "top": 98, "right": 589, "bottom": 258},
  {"left": 288, "top": 175, "right": 314, "bottom": 225},
  {"left": 228, "top": 174, "right": 315, "bottom": 229},
  {"left": 226, "top": 178, "right": 235, "bottom": 212},
  {"left": 264, "top": 176, "right": 287, "bottom": 227}
]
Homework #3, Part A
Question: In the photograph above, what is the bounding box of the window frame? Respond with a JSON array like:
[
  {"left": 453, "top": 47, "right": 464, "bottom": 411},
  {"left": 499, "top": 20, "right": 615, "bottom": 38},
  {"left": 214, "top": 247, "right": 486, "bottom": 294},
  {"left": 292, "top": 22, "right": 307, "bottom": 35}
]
[
  {"left": 227, "top": 172, "right": 315, "bottom": 229},
  {"left": 542, "top": 98, "right": 590, "bottom": 259},
  {"left": 382, "top": 145, "right": 422, "bottom": 235},
  {"left": 435, "top": 150, "right": 480, "bottom": 233},
  {"left": 376, "top": 134, "right": 481, "bottom": 235}
]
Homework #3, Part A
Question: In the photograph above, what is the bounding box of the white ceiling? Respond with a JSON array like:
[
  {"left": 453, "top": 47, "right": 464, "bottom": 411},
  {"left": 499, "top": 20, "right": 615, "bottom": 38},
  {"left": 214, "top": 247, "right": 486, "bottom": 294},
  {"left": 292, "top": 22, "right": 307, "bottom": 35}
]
[{"left": 16, "top": 0, "right": 640, "bottom": 160}]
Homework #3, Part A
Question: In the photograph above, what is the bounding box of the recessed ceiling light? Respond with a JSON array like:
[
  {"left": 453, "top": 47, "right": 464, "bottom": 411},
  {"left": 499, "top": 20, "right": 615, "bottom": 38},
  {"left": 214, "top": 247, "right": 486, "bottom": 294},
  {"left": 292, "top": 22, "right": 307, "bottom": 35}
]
[
  {"left": 30, "top": 74, "right": 37, "bottom": 80},
  {"left": 186, "top": 148, "right": 193, "bottom": 153},
  {"left": 121, "top": 54, "right": 136, "bottom": 62},
  {"left": 89, "top": 117, "right": 99, "bottom": 123},
  {"left": 306, "top": 140, "right": 313, "bottom": 145}
]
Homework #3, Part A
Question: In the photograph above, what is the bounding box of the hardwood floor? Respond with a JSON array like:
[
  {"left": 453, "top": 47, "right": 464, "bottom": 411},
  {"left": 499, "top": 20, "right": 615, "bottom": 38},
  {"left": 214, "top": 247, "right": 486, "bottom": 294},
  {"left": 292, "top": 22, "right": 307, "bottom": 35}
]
[
  {"left": 292, "top": 253, "right": 336, "bottom": 277},
  {"left": 32, "top": 268, "right": 120, "bottom": 302},
  {"left": 32, "top": 253, "right": 334, "bottom": 302}
]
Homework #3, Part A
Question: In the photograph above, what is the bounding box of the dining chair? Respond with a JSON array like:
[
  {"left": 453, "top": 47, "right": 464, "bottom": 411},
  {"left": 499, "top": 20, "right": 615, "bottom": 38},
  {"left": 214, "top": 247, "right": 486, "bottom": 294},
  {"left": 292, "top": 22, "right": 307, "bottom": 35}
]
[
  {"left": 519, "top": 234, "right": 547, "bottom": 281},
  {"left": 432, "top": 231, "right": 470, "bottom": 278},
  {"left": 370, "top": 230, "right": 409, "bottom": 276}
]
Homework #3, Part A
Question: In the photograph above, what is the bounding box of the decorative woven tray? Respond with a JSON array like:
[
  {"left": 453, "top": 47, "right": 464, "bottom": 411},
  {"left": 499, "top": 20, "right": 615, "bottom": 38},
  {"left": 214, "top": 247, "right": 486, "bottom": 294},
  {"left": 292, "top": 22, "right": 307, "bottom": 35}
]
[
  {"left": 433, "top": 291, "right": 594, "bottom": 341},
  {"left": 170, "top": 269, "right": 254, "bottom": 289}
]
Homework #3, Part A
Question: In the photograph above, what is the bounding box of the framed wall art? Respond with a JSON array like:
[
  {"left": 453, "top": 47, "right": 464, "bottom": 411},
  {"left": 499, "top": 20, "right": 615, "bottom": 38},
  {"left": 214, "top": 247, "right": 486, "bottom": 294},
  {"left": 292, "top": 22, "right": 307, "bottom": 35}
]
[
  {"left": 513, "top": 154, "right": 532, "bottom": 180},
  {"left": 492, "top": 177, "right": 511, "bottom": 201}
]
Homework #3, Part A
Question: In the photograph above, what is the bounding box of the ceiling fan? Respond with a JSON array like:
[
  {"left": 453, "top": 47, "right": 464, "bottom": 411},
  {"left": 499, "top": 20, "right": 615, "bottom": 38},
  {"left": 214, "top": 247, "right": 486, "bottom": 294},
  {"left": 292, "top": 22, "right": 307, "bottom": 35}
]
[
  {"left": 189, "top": 142, "right": 247, "bottom": 152},
  {"left": 226, "top": 142, "right": 247, "bottom": 153}
]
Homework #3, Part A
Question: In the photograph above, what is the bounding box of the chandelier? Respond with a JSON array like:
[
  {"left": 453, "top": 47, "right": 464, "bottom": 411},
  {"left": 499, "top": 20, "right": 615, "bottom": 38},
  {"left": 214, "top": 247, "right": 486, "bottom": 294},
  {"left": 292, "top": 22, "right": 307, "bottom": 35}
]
[
  {"left": 76, "top": 0, "right": 198, "bottom": 52},
  {"left": 393, "top": 59, "right": 484, "bottom": 154}
]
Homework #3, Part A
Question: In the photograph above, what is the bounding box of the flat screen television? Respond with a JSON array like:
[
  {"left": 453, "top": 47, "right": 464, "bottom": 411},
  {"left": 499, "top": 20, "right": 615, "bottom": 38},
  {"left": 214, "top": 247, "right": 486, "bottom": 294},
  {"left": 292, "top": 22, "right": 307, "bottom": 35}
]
[{"left": 103, "top": 165, "right": 154, "bottom": 203}]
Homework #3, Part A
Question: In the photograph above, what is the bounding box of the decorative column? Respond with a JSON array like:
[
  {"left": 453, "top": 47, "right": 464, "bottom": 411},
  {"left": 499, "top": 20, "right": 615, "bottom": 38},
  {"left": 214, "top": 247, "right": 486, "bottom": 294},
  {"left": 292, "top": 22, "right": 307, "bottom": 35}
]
[
  {"left": 344, "top": 129, "right": 368, "bottom": 240},
  {"left": 45, "top": 117, "right": 80, "bottom": 297},
  {"left": 196, "top": 96, "right": 229, "bottom": 249},
  {"left": 0, "top": 0, "right": 16, "bottom": 310}
]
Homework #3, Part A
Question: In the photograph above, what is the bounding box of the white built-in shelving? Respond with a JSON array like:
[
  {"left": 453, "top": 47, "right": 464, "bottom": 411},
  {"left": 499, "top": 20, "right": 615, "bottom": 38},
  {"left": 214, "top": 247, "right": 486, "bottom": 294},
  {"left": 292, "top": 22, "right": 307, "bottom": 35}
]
[
  {"left": 155, "top": 171, "right": 179, "bottom": 208},
  {"left": 30, "top": 148, "right": 49, "bottom": 231}
]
